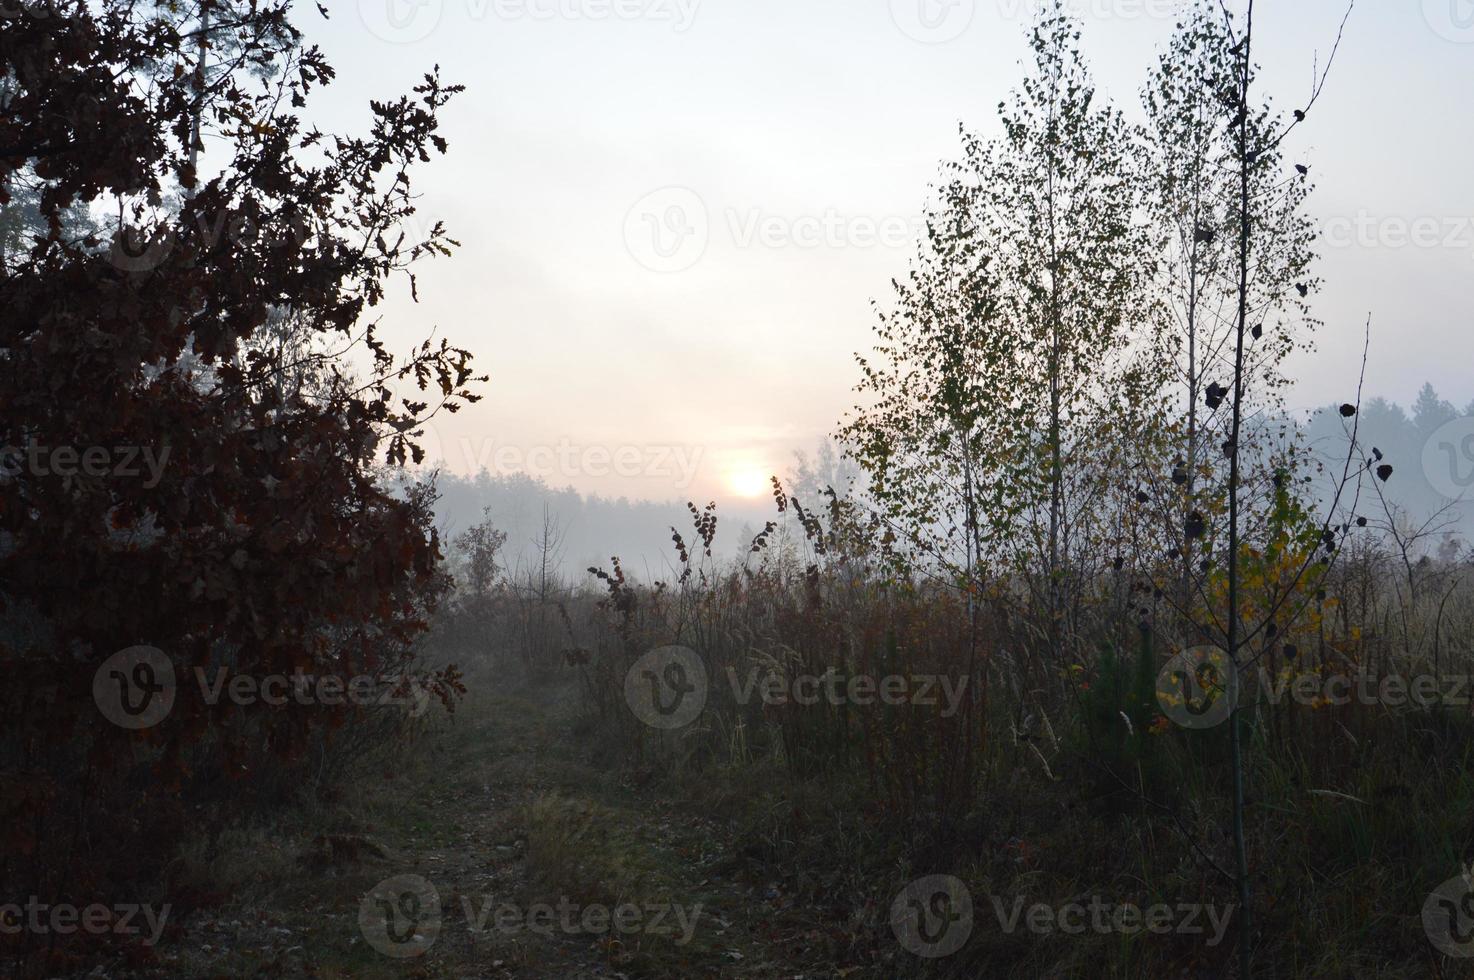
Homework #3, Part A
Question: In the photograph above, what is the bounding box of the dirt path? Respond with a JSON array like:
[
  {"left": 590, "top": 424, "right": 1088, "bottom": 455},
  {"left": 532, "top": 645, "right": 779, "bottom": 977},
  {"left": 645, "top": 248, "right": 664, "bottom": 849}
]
[{"left": 150, "top": 679, "right": 838, "bottom": 979}]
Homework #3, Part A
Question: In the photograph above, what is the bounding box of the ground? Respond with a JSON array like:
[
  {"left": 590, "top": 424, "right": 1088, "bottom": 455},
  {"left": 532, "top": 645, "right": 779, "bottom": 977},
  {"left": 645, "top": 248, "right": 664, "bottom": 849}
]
[{"left": 149, "top": 677, "right": 856, "bottom": 979}]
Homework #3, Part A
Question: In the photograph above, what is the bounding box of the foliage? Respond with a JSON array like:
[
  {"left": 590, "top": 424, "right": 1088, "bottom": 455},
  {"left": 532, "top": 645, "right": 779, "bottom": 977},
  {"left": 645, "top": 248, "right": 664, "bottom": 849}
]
[{"left": 1, "top": 0, "right": 481, "bottom": 949}]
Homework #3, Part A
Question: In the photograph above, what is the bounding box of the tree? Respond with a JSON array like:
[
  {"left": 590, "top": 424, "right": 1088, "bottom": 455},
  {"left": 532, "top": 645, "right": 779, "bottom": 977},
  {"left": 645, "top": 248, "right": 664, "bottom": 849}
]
[
  {"left": 1213, "top": 4, "right": 1352, "bottom": 973},
  {"left": 1413, "top": 381, "right": 1457, "bottom": 439},
  {"left": 0, "top": 68, "right": 97, "bottom": 269},
  {"left": 846, "top": 2, "right": 1152, "bottom": 668},
  {"left": 1140, "top": 0, "right": 1322, "bottom": 637},
  {"left": 961, "top": 3, "right": 1152, "bottom": 649},
  {"left": 455, "top": 508, "right": 509, "bottom": 601},
  {"left": 786, "top": 438, "right": 862, "bottom": 500},
  {"left": 1, "top": 0, "right": 482, "bottom": 928},
  {"left": 140, "top": 1, "right": 298, "bottom": 187},
  {"left": 513, "top": 503, "right": 568, "bottom": 672},
  {"left": 842, "top": 178, "right": 1010, "bottom": 604}
]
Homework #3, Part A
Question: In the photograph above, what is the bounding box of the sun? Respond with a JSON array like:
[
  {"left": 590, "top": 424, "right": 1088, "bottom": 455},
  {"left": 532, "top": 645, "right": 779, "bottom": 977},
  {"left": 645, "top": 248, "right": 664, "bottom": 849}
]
[{"left": 728, "top": 467, "right": 769, "bottom": 499}]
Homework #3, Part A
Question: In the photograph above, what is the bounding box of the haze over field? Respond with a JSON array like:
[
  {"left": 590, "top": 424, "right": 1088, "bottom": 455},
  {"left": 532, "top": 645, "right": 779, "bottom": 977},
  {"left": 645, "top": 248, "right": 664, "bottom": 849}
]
[
  {"left": 300, "top": 0, "right": 1474, "bottom": 506},
  {"left": 10, "top": 3, "right": 1474, "bottom": 976}
]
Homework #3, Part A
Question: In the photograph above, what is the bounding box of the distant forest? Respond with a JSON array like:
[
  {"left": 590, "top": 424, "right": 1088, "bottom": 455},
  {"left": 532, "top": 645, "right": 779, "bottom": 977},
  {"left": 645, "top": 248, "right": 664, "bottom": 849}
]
[{"left": 417, "top": 385, "right": 1474, "bottom": 582}]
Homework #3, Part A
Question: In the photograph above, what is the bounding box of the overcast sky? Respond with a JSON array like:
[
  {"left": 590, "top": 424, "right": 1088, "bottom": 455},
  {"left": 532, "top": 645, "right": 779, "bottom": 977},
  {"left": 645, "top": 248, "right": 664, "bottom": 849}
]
[{"left": 297, "top": 0, "right": 1474, "bottom": 504}]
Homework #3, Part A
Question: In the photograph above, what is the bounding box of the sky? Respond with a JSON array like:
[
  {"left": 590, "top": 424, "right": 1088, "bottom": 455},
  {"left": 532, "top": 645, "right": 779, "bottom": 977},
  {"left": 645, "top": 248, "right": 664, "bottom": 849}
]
[{"left": 291, "top": 0, "right": 1474, "bottom": 505}]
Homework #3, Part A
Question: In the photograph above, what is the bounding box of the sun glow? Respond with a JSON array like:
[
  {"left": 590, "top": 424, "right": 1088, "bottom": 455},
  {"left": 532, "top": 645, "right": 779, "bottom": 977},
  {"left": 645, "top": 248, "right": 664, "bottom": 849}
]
[{"left": 728, "top": 467, "right": 770, "bottom": 499}]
